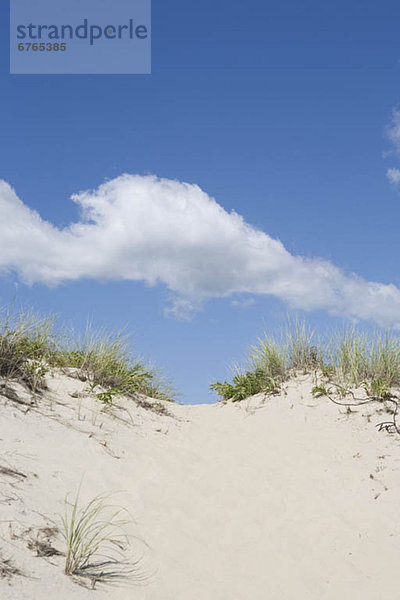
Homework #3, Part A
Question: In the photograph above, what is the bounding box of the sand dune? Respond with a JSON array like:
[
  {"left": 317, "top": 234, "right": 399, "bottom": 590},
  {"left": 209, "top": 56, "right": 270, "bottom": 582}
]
[{"left": 1, "top": 371, "right": 400, "bottom": 599}]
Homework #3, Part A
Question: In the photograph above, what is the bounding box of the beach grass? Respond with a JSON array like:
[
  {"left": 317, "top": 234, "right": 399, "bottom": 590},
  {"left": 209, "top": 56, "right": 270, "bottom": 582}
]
[
  {"left": 0, "top": 307, "right": 174, "bottom": 402},
  {"left": 62, "top": 491, "right": 137, "bottom": 585},
  {"left": 210, "top": 320, "right": 400, "bottom": 401}
]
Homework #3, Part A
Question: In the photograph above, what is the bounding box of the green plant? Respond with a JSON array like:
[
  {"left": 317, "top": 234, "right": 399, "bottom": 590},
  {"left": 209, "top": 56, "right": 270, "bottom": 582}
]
[
  {"left": 249, "top": 335, "right": 288, "bottom": 381},
  {"left": 363, "top": 377, "right": 392, "bottom": 400},
  {"left": 311, "top": 385, "right": 330, "bottom": 398},
  {"left": 287, "top": 319, "right": 317, "bottom": 371},
  {"left": 22, "top": 359, "right": 49, "bottom": 392},
  {"left": 56, "top": 324, "right": 174, "bottom": 402},
  {"left": 94, "top": 386, "right": 123, "bottom": 406},
  {"left": 321, "top": 364, "right": 336, "bottom": 379},
  {"left": 62, "top": 491, "right": 134, "bottom": 584},
  {"left": 51, "top": 350, "right": 86, "bottom": 368},
  {"left": 0, "top": 308, "right": 174, "bottom": 404},
  {"left": 211, "top": 320, "right": 400, "bottom": 403},
  {"left": 210, "top": 369, "right": 279, "bottom": 402},
  {"left": 0, "top": 309, "right": 55, "bottom": 386}
]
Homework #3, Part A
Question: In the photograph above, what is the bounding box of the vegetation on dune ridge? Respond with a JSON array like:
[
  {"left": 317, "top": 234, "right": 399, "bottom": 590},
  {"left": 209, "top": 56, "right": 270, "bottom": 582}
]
[
  {"left": 0, "top": 308, "right": 174, "bottom": 403},
  {"left": 210, "top": 320, "right": 400, "bottom": 402}
]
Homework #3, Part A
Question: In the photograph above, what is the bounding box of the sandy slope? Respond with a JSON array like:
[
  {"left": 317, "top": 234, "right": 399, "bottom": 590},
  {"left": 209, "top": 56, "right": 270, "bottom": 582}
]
[{"left": 1, "top": 371, "right": 400, "bottom": 599}]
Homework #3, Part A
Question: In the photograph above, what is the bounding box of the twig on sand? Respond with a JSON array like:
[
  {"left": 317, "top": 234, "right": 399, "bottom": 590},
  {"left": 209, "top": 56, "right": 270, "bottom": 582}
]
[{"left": 317, "top": 381, "right": 400, "bottom": 436}]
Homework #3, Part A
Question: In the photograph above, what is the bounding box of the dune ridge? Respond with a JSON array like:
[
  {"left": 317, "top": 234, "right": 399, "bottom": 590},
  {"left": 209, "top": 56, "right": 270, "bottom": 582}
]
[{"left": 1, "top": 370, "right": 400, "bottom": 599}]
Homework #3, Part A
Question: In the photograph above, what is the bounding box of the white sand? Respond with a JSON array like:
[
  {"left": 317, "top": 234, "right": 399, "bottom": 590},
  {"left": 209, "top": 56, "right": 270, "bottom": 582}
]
[{"left": 1, "top": 371, "right": 400, "bottom": 599}]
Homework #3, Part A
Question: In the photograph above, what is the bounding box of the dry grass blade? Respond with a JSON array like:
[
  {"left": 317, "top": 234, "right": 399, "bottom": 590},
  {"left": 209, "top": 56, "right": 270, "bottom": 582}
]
[{"left": 0, "top": 554, "right": 24, "bottom": 579}]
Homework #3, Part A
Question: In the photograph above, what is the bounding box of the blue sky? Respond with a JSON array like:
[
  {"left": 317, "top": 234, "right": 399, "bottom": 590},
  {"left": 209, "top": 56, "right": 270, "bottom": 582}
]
[{"left": 1, "top": 0, "right": 400, "bottom": 403}]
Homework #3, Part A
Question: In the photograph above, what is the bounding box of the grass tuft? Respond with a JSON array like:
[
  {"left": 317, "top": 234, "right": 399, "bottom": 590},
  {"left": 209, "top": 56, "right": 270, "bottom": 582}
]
[
  {"left": 211, "top": 320, "right": 400, "bottom": 402},
  {"left": 62, "top": 491, "right": 141, "bottom": 586},
  {"left": 0, "top": 308, "right": 54, "bottom": 391},
  {"left": 0, "top": 308, "right": 174, "bottom": 403}
]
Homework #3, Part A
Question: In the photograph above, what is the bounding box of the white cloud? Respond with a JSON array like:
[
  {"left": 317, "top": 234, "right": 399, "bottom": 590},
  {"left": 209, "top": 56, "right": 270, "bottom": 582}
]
[
  {"left": 385, "top": 109, "right": 400, "bottom": 185},
  {"left": 231, "top": 298, "right": 256, "bottom": 309},
  {"left": 387, "top": 168, "right": 400, "bottom": 185},
  {"left": 163, "top": 297, "right": 201, "bottom": 321},
  {"left": 386, "top": 108, "right": 400, "bottom": 152},
  {"left": 1, "top": 174, "right": 400, "bottom": 327}
]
